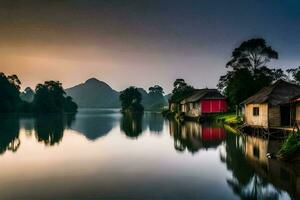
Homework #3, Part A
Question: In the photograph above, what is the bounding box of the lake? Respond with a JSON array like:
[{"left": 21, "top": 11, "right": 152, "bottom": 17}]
[{"left": 0, "top": 109, "right": 298, "bottom": 200}]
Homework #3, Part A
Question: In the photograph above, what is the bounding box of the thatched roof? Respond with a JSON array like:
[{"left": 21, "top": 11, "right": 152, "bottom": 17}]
[
  {"left": 242, "top": 80, "right": 300, "bottom": 106},
  {"left": 181, "top": 89, "right": 225, "bottom": 104}
]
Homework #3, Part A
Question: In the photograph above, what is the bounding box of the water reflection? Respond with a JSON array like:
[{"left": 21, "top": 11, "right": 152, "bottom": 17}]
[
  {"left": 120, "top": 112, "right": 164, "bottom": 139},
  {"left": 0, "top": 115, "right": 20, "bottom": 154},
  {"left": 34, "top": 115, "right": 74, "bottom": 146},
  {"left": 169, "top": 120, "right": 226, "bottom": 153},
  {"left": 121, "top": 112, "right": 144, "bottom": 138},
  {"left": 0, "top": 110, "right": 298, "bottom": 200},
  {"left": 69, "top": 109, "right": 119, "bottom": 140},
  {"left": 221, "top": 130, "right": 300, "bottom": 200}
]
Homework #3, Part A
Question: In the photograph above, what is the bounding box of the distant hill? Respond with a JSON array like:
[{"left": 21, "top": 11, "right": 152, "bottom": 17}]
[
  {"left": 65, "top": 78, "right": 120, "bottom": 108},
  {"left": 66, "top": 78, "right": 168, "bottom": 110}
]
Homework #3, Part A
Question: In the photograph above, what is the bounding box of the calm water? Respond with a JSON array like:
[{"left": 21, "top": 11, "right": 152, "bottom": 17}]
[{"left": 0, "top": 109, "right": 299, "bottom": 200}]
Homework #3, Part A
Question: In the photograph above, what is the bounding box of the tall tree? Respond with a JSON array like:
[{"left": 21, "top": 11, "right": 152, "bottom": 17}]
[
  {"left": 226, "top": 38, "right": 278, "bottom": 71},
  {"left": 219, "top": 38, "right": 282, "bottom": 109},
  {"left": 170, "top": 79, "right": 194, "bottom": 102},
  {"left": 147, "top": 85, "right": 166, "bottom": 111},
  {"left": 33, "top": 81, "right": 77, "bottom": 113},
  {"left": 0, "top": 73, "right": 22, "bottom": 112}
]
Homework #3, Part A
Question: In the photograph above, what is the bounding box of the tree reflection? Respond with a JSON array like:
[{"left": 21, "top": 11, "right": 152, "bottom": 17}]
[
  {"left": 34, "top": 114, "right": 74, "bottom": 146},
  {"left": 169, "top": 120, "right": 226, "bottom": 154},
  {"left": 147, "top": 113, "right": 164, "bottom": 133},
  {"left": 0, "top": 115, "right": 20, "bottom": 154},
  {"left": 121, "top": 112, "right": 144, "bottom": 139}
]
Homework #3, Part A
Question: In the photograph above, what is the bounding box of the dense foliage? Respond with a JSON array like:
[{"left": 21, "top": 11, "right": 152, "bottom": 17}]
[
  {"left": 170, "top": 79, "right": 194, "bottom": 102},
  {"left": 0, "top": 72, "right": 78, "bottom": 114},
  {"left": 119, "top": 86, "right": 144, "bottom": 112},
  {"left": 0, "top": 73, "right": 22, "bottom": 112},
  {"left": 278, "top": 132, "right": 300, "bottom": 160},
  {"left": 33, "top": 81, "right": 77, "bottom": 113},
  {"left": 146, "top": 85, "right": 166, "bottom": 110},
  {"left": 218, "top": 38, "right": 285, "bottom": 109}
]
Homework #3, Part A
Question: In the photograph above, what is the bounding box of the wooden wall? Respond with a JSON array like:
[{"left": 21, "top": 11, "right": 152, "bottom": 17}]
[
  {"left": 296, "top": 104, "right": 300, "bottom": 122},
  {"left": 268, "top": 105, "right": 281, "bottom": 127},
  {"left": 184, "top": 102, "right": 201, "bottom": 117},
  {"left": 244, "top": 103, "right": 268, "bottom": 127}
]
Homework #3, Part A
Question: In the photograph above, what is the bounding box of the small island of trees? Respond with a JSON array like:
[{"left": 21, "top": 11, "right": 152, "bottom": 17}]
[{"left": 119, "top": 86, "right": 144, "bottom": 113}]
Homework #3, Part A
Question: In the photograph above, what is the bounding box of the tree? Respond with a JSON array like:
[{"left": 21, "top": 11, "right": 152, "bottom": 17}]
[
  {"left": 119, "top": 86, "right": 144, "bottom": 112},
  {"left": 170, "top": 79, "right": 194, "bottom": 102},
  {"left": 0, "top": 73, "right": 22, "bottom": 112},
  {"left": 219, "top": 38, "right": 282, "bottom": 109},
  {"left": 226, "top": 38, "right": 278, "bottom": 71},
  {"left": 149, "top": 85, "right": 164, "bottom": 95},
  {"left": 146, "top": 85, "right": 166, "bottom": 111},
  {"left": 287, "top": 66, "right": 300, "bottom": 83},
  {"left": 33, "top": 81, "right": 77, "bottom": 113}
]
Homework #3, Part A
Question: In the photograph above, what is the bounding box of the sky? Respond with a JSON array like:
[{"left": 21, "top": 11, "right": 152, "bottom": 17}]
[{"left": 1, "top": 0, "right": 300, "bottom": 93}]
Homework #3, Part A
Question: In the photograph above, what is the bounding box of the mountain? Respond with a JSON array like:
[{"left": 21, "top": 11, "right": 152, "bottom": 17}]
[
  {"left": 66, "top": 78, "right": 168, "bottom": 110},
  {"left": 65, "top": 78, "right": 120, "bottom": 108}
]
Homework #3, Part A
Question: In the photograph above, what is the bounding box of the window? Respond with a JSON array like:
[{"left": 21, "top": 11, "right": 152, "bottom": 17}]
[
  {"left": 253, "top": 146, "right": 260, "bottom": 158},
  {"left": 253, "top": 107, "right": 259, "bottom": 116}
]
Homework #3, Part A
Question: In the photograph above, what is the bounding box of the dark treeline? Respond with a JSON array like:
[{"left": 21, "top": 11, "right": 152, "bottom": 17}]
[{"left": 0, "top": 73, "right": 77, "bottom": 114}]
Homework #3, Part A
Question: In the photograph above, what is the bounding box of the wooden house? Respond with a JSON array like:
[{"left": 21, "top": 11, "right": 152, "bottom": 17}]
[
  {"left": 180, "top": 89, "right": 227, "bottom": 118},
  {"left": 242, "top": 80, "right": 300, "bottom": 128}
]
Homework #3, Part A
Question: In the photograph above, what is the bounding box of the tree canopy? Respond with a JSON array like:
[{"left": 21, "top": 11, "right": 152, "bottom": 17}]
[
  {"left": 226, "top": 38, "right": 278, "bottom": 71},
  {"left": 218, "top": 38, "right": 284, "bottom": 109},
  {"left": 0, "top": 73, "right": 22, "bottom": 112},
  {"left": 149, "top": 85, "right": 164, "bottom": 95},
  {"left": 33, "top": 81, "right": 77, "bottom": 113},
  {"left": 170, "top": 79, "right": 194, "bottom": 102},
  {"left": 119, "top": 86, "right": 144, "bottom": 112}
]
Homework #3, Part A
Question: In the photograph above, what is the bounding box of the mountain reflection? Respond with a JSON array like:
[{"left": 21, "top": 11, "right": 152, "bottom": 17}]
[
  {"left": 0, "top": 115, "right": 20, "bottom": 154},
  {"left": 69, "top": 109, "right": 119, "bottom": 140},
  {"left": 169, "top": 120, "right": 226, "bottom": 154},
  {"left": 221, "top": 131, "right": 300, "bottom": 200}
]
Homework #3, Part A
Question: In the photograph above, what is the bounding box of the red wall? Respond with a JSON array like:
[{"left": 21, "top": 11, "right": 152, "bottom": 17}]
[
  {"left": 201, "top": 99, "right": 227, "bottom": 113},
  {"left": 202, "top": 127, "right": 226, "bottom": 141}
]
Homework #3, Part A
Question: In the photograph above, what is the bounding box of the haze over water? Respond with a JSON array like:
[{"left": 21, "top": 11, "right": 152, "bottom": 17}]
[{"left": 0, "top": 109, "right": 297, "bottom": 200}]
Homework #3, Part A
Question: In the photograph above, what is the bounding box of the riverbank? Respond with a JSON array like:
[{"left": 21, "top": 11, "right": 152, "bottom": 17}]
[
  {"left": 211, "top": 112, "right": 242, "bottom": 125},
  {"left": 278, "top": 132, "right": 300, "bottom": 161}
]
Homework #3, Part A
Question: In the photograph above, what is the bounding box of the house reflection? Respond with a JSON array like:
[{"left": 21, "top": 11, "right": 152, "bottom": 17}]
[
  {"left": 243, "top": 135, "right": 300, "bottom": 199},
  {"left": 169, "top": 120, "right": 226, "bottom": 153},
  {"left": 221, "top": 130, "right": 300, "bottom": 200}
]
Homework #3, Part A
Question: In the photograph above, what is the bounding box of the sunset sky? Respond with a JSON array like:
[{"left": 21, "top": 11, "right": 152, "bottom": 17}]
[{"left": 1, "top": 0, "right": 300, "bottom": 92}]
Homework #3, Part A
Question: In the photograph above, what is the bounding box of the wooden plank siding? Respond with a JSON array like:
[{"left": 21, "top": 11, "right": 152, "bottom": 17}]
[{"left": 268, "top": 105, "right": 281, "bottom": 127}]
